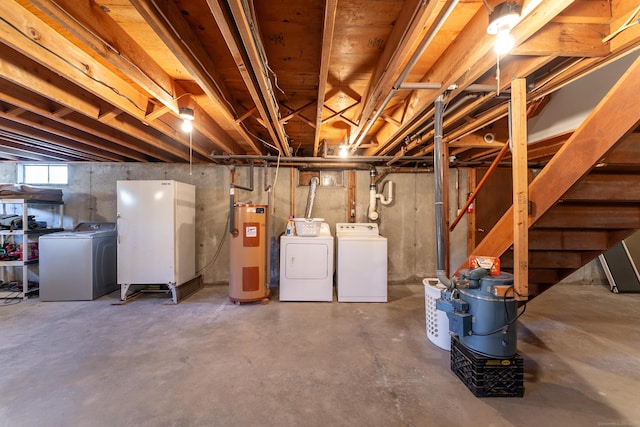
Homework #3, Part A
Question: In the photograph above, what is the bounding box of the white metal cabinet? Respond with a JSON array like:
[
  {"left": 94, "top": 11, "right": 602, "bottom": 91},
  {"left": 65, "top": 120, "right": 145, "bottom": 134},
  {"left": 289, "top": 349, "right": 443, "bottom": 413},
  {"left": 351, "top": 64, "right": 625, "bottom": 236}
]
[{"left": 116, "top": 180, "right": 196, "bottom": 303}]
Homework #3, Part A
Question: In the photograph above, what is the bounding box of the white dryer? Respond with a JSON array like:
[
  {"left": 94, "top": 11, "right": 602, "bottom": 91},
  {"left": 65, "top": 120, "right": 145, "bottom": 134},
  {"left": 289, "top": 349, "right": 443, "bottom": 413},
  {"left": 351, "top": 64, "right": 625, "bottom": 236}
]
[
  {"left": 279, "top": 222, "right": 334, "bottom": 301},
  {"left": 336, "top": 223, "right": 388, "bottom": 302}
]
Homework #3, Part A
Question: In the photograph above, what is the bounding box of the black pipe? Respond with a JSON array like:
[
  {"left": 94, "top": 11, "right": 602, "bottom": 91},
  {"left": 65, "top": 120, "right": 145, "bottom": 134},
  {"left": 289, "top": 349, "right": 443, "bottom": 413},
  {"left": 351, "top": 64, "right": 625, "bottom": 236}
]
[
  {"left": 233, "top": 161, "right": 254, "bottom": 191},
  {"left": 229, "top": 161, "right": 254, "bottom": 235}
]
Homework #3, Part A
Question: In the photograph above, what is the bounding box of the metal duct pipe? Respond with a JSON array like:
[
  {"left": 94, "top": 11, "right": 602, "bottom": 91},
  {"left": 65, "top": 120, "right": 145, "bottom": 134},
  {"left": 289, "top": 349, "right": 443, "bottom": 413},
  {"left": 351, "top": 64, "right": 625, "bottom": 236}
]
[
  {"left": 398, "top": 83, "right": 500, "bottom": 92},
  {"left": 433, "top": 95, "right": 452, "bottom": 288},
  {"left": 305, "top": 176, "right": 319, "bottom": 219},
  {"left": 210, "top": 154, "right": 434, "bottom": 163}
]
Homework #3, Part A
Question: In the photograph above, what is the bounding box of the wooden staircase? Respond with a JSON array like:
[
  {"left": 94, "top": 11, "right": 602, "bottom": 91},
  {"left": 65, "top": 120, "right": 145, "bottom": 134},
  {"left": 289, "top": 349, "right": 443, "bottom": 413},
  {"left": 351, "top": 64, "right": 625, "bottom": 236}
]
[{"left": 461, "top": 54, "right": 640, "bottom": 300}]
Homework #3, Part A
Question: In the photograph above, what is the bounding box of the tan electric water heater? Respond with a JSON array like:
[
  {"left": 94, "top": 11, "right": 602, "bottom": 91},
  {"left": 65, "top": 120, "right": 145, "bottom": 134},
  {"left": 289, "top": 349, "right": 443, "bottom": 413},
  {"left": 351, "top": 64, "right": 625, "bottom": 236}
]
[{"left": 229, "top": 203, "right": 270, "bottom": 303}]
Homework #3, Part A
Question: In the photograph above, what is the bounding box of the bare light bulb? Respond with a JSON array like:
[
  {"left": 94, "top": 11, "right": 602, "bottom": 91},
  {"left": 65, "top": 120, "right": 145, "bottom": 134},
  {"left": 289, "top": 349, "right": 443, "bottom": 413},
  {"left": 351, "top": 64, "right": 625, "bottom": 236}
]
[
  {"left": 181, "top": 119, "right": 193, "bottom": 133},
  {"left": 339, "top": 144, "right": 349, "bottom": 158},
  {"left": 494, "top": 29, "right": 515, "bottom": 55}
]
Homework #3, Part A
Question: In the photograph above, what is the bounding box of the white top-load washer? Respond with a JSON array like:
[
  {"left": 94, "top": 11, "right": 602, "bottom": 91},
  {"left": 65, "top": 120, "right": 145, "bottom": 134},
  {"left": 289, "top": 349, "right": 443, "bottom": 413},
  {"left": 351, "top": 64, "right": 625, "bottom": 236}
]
[
  {"left": 39, "top": 222, "right": 117, "bottom": 301},
  {"left": 336, "top": 223, "right": 388, "bottom": 302},
  {"left": 279, "top": 222, "right": 334, "bottom": 301}
]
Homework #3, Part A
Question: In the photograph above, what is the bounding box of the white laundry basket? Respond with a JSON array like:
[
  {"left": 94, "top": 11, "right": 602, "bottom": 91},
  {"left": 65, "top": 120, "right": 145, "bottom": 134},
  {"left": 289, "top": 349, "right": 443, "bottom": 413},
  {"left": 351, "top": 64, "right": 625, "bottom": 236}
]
[
  {"left": 423, "top": 278, "right": 451, "bottom": 351},
  {"left": 293, "top": 218, "right": 324, "bottom": 237}
]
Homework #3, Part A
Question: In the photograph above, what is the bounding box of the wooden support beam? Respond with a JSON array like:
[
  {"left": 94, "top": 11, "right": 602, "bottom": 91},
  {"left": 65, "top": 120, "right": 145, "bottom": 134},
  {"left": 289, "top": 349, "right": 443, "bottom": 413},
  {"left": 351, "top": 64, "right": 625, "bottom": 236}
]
[
  {"left": 0, "top": 72, "right": 179, "bottom": 162},
  {"left": 0, "top": 131, "right": 80, "bottom": 161},
  {"left": 313, "top": 0, "right": 338, "bottom": 156},
  {"left": 370, "top": 2, "right": 572, "bottom": 157},
  {"left": 132, "top": 0, "right": 260, "bottom": 154},
  {"left": 27, "top": 0, "right": 179, "bottom": 112},
  {"left": 321, "top": 102, "right": 360, "bottom": 126},
  {"left": 380, "top": 114, "right": 402, "bottom": 127},
  {"left": 280, "top": 101, "right": 316, "bottom": 124},
  {"left": 280, "top": 102, "right": 316, "bottom": 129},
  {"left": 51, "top": 107, "right": 74, "bottom": 118},
  {"left": 352, "top": 0, "right": 454, "bottom": 150},
  {"left": 223, "top": 0, "right": 292, "bottom": 155},
  {"left": 449, "top": 134, "right": 507, "bottom": 148},
  {"left": 512, "top": 78, "right": 529, "bottom": 300},
  {"left": 235, "top": 107, "right": 258, "bottom": 125},
  {"left": 0, "top": 113, "right": 139, "bottom": 162},
  {"left": 512, "top": 22, "right": 610, "bottom": 57},
  {"left": 0, "top": 3, "right": 203, "bottom": 161},
  {"left": 145, "top": 105, "right": 171, "bottom": 122},
  {"left": 463, "top": 50, "right": 640, "bottom": 271}
]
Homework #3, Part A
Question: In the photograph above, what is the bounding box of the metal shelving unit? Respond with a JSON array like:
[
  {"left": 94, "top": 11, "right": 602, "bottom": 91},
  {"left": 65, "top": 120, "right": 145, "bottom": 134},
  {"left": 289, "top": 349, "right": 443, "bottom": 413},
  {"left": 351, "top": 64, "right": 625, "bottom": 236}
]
[{"left": 0, "top": 199, "right": 63, "bottom": 299}]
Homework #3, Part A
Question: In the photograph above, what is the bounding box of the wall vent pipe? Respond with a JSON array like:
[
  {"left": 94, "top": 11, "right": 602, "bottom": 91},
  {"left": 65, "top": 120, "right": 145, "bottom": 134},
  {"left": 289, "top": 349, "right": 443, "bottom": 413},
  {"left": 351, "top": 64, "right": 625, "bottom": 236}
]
[
  {"left": 305, "top": 176, "right": 319, "bottom": 219},
  {"left": 433, "top": 95, "right": 452, "bottom": 288}
]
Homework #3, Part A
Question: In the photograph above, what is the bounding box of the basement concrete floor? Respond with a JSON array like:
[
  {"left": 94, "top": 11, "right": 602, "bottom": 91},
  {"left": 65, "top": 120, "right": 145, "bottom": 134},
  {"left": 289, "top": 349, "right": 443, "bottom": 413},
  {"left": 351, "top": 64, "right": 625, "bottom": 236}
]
[{"left": 1, "top": 283, "right": 639, "bottom": 427}]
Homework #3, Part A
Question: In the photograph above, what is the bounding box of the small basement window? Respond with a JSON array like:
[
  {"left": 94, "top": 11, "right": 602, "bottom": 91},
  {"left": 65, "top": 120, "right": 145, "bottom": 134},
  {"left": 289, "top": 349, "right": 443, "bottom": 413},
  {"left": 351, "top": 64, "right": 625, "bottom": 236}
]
[{"left": 18, "top": 164, "right": 68, "bottom": 185}]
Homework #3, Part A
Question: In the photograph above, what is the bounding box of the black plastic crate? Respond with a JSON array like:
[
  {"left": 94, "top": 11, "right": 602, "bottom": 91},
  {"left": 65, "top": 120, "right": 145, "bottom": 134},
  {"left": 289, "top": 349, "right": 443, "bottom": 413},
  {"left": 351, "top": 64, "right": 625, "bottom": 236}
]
[{"left": 450, "top": 336, "right": 524, "bottom": 397}]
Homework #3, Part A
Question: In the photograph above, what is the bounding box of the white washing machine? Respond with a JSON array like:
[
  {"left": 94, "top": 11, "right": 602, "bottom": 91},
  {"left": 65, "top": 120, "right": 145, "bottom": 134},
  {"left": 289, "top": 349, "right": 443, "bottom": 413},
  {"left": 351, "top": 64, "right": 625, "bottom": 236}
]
[
  {"left": 336, "top": 223, "right": 388, "bottom": 302},
  {"left": 39, "top": 222, "right": 117, "bottom": 301},
  {"left": 279, "top": 222, "right": 334, "bottom": 301}
]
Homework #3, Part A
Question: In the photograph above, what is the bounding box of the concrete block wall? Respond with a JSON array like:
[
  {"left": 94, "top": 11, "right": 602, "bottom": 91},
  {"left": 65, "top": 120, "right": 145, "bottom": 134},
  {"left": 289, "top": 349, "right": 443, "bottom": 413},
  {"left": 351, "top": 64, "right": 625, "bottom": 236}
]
[
  {"left": 0, "top": 162, "right": 604, "bottom": 286},
  {"left": 0, "top": 162, "right": 470, "bottom": 285}
]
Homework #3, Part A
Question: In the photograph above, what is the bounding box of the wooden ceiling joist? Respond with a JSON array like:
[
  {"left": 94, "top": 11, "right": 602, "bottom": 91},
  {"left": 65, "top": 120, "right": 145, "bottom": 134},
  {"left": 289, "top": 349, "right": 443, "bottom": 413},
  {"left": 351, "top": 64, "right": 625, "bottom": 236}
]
[
  {"left": 204, "top": 0, "right": 287, "bottom": 155},
  {"left": 0, "top": 0, "right": 635, "bottom": 164},
  {"left": 130, "top": 0, "right": 260, "bottom": 155},
  {"left": 313, "top": 0, "right": 338, "bottom": 156},
  {"left": 0, "top": 80, "right": 179, "bottom": 162}
]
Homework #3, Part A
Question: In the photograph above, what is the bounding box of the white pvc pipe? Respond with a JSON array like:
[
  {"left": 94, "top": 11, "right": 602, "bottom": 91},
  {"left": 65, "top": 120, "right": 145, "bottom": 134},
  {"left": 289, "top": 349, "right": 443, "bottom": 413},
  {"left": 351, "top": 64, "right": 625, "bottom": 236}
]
[
  {"left": 368, "top": 188, "right": 379, "bottom": 221},
  {"left": 377, "top": 181, "right": 394, "bottom": 205}
]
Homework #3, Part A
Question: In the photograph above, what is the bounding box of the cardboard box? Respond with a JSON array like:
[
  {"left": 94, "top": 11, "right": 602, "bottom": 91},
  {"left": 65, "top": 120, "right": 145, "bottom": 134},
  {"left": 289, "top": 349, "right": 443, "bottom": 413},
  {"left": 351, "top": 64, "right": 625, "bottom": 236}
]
[{"left": 469, "top": 255, "right": 500, "bottom": 276}]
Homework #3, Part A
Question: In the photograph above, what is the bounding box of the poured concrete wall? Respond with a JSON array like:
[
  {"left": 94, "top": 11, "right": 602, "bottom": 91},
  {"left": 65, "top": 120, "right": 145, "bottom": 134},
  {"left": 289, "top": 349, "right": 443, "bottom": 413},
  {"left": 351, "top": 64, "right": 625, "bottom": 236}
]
[{"left": 0, "top": 162, "right": 471, "bottom": 285}]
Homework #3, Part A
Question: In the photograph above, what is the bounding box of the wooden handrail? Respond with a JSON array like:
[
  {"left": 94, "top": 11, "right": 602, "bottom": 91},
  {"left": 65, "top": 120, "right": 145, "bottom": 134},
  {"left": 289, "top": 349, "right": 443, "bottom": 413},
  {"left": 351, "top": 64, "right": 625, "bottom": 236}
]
[{"left": 449, "top": 141, "right": 511, "bottom": 231}]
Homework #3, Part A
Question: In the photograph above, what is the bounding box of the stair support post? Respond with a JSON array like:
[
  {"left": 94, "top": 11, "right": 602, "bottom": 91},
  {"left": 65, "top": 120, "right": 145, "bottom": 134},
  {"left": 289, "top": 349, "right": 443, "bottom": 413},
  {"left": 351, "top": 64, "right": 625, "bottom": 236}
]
[{"left": 511, "top": 77, "right": 529, "bottom": 301}]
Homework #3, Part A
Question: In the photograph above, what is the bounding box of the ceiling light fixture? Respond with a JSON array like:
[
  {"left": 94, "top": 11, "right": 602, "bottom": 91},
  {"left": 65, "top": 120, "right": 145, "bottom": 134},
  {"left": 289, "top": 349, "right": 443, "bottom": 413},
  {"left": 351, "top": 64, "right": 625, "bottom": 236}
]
[
  {"left": 338, "top": 144, "right": 349, "bottom": 158},
  {"left": 486, "top": 2, "right": 521, "bottom": 55},
  {"left": 179, "top": 107, "right": 195, "bottom": 133},
  {"left": 179, "top": 107, "right": 195, "bottom": 121}
]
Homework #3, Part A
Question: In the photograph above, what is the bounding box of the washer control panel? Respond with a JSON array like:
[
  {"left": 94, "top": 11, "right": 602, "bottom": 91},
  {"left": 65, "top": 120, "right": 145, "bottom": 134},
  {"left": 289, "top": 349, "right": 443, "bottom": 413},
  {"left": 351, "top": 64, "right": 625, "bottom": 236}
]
[{"left": 336, "top": 222, "right": 380, "bottom": 236}]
